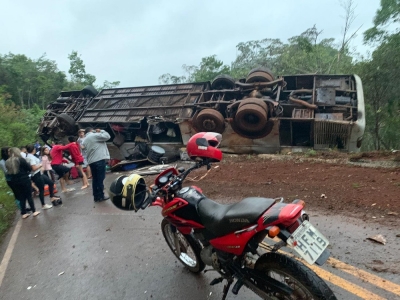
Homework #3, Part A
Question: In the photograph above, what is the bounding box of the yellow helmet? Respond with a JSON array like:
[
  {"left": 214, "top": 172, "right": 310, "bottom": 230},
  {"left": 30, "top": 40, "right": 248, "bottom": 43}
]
[{"left": 109, "top": 174, "right": 147, "bottom": 211}]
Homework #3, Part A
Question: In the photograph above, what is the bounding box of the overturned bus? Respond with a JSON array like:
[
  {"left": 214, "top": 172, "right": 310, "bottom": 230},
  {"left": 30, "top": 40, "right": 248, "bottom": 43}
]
[{"left": 37, "top": 68, "right": 365, "bottom": 161}]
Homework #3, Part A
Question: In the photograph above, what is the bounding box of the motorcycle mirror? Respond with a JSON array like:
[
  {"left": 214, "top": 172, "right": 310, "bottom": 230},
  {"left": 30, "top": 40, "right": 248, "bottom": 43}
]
[{"left": 178, "top": 167, "right": 185, "bottom": 173}]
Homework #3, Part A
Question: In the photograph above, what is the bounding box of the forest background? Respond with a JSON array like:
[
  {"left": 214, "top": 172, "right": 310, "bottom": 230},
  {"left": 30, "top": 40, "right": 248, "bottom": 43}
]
[{"left": 0, "top": 0, "right": 399, "bottom": 234}]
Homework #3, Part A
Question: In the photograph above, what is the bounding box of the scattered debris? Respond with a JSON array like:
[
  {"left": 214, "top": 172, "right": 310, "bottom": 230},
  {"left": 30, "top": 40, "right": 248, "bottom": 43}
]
[
  {"left": 372, "top": 259, "right": 384, "bottom": 264},
  {"left": 34, "top": 235, "right": 38, "bottom": 238},
  {"left": 27, "top": 286, "right": 32, "bottom": 290},
  {"left": 320, "top": 194, "right": 327, "bottom": 199},
  {"left": 367, "top": 234, "right": 387, "bottom": 245},
  {"left": 387, "top": 211, "right": 398, "bottom": 216},
  {"left": 371, "top": 203, "right": 376, "bottom": 206},
  {"left": 58, "top": 271, "right": 65, "bottom": 276},
  {"left": 371, "top": 265, "right": 390, "bottom": 273}
]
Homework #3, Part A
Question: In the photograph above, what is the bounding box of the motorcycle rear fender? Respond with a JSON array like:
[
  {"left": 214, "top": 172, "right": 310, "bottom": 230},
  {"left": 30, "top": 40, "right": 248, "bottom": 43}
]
[
  {"left": 209, "top": 204, "right": 303, "bottom": 255},
  {"left": 315, "top": 249, "right": 330, "bottom": 266},
  {"left": 258, "top": 203, "right": 303, "bottom": 228}
]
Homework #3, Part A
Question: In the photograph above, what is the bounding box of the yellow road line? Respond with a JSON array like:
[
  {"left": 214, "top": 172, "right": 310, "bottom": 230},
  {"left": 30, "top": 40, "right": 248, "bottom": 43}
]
[
  {"left": 328, "top": 257, "right": 400, "bottom": 297},
  {"left": 259, "top": 243, "right": 387, "bottom": 300},
  {"left": 303, "top": 259, "right": 386, "bottom": 300}
]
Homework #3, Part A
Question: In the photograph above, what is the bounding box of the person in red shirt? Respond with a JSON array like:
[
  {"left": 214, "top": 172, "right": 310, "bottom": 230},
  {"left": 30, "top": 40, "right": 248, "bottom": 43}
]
[
  {"left": 66, "top": 136, "right": 89, "bottom": 189},
  {"left": 50, "top": 142, "right": 72, "bottom": 193}
]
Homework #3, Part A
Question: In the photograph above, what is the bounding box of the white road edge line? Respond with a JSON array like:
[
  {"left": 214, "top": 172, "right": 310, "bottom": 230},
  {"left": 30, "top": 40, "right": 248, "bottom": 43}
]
[{"left": 0, "top": 220, "right": 22, "bottom": 288}]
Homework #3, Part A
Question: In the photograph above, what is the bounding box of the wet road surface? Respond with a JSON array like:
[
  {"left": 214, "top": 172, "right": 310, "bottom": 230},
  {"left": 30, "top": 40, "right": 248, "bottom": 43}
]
[{"left": 0, "top": 174, "right": 399, "bottom": 300}]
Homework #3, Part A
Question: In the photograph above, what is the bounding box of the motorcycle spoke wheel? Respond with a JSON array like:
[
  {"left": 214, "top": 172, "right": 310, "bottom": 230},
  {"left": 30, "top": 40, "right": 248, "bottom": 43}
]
[
  {"left": 252, "top": 253, "right": 337, "bottom": 300},
  {"left": 161, "top": 219, "right": 205, "bottom": 273}
]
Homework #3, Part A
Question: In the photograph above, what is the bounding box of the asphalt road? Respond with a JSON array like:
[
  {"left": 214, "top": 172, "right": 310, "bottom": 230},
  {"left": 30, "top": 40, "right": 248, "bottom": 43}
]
[{"left": 0, "top": 173, "right": 399, "bottom": 300}]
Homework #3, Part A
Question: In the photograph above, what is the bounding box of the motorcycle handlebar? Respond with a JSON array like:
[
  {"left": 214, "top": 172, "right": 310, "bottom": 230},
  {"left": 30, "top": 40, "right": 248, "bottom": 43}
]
[{"left": 142, "top": 159, "right": 211, "bottom": 209}]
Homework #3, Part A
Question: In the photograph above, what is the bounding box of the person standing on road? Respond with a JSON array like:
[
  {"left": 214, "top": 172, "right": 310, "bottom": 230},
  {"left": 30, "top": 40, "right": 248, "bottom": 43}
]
[
  {"left": 6, "top": 147, "right": 39, "bottom": 219},
  {"left": 77, "top": 129, "right": 92, "bottom": 179},
  {"left": 83, "top": 127, "right": 110, "bottom": 202},
  {"left": 41, "top": 147, "right": 56, "bottom": 182},
  {"left": 65, "top": 136, "right": 89, "bottom": 189},
  {"left": 26, "top": 145, "right": 60, "bottom": 208}
]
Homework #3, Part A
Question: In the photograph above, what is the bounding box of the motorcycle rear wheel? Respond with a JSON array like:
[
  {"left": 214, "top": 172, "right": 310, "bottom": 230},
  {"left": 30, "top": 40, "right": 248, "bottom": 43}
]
[
  {"left": 252, "top": 253, "right": 336, "bottom": 300},
  {"left": 161, "top": 219, "right": 205, "bottom": 273}
]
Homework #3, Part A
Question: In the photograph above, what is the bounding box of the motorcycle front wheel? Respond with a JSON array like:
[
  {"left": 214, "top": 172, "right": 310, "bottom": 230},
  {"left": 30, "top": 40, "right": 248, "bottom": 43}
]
[
  {"left": 161, "top": 219, "right": 205, "bottom": 273},
  {"left": 252, "top": 252, "right": 337, "bottom": 300}
]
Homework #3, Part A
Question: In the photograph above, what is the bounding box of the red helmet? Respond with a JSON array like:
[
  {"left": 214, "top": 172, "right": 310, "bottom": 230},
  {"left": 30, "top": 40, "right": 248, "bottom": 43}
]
[{"left": 187, "top": 132, "right": 222, "bottom": 162}]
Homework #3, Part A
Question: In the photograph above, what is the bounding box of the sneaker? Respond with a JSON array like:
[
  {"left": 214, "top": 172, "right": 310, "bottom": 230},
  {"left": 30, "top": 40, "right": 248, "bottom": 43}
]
[
  {"left": 32, "top": 211, "right": 40, "bottom": 217},
  {"left": 42, "top": 204, "right": 53, "bottom": 210},
  {"left": 22, "top": 213, "right": 31, "bottom": 219},
  {"left": 96, "top": 196, "right": 109, "bottom": 202}
]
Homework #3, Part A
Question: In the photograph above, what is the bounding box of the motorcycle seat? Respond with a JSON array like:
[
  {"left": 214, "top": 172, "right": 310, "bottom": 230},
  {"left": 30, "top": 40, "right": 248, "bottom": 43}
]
[{"left": 197, "top": 197, "right": 276, "bottom": 237}]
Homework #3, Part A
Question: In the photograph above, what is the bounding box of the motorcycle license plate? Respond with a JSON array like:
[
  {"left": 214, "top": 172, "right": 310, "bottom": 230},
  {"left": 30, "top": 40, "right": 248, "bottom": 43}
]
[{"left": 286, "top": 220, "right": 329, "bottom": 265}]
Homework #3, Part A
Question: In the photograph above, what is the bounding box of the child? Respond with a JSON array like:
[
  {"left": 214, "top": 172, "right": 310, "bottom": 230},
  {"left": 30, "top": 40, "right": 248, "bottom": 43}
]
[{"left": 41, "top": 147, "right": 56, "bottom": 182}]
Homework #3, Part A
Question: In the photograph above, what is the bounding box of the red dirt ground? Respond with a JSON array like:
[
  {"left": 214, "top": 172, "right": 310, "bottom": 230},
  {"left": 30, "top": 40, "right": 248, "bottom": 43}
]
[{"left": 184, "top": 153, "right": 400, "bottom": 227}]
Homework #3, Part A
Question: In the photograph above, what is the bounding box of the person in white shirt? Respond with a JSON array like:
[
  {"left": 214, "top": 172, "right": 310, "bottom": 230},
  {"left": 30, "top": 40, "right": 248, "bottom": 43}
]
[{"left": 26, "top": 145, "right": 61, "bottom": 209}]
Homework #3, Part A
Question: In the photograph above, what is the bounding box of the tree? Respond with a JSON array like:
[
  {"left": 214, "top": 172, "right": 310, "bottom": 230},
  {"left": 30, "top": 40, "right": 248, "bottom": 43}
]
[
  {"left": 0, "top": 53, "right": 66, "bottom": 109},
  {"left": 159, "top": 55, "right": 231, "bottom": 84},
  {"left": 231, "top": 38, "right": 284, "bottom": 78},
  {"left": 67, "top": 51, "right": 96, "bottom": 89},
  {"left": 100, "top": 80, "right": 121, "bottom": 89},
  {"left": 158, "top": 73, "right": 186, "bottom": 85},
  {"left": 356, "top": 34, "right": 400, "bottom": 150},
  {"left": 357, "top": 0, "right": 400, "bottom": 150},
  {"left": 0, "top": 95, "right": 43, "bottom": 147},
  {"left": 364, "top": 0, "right": 400, "bottom": 42},
  {"left": 333, "top": 0, "right": 362, "bottom": 73},
  {"left": 190, "top": 55, "right": 230, "bottom": 82}
]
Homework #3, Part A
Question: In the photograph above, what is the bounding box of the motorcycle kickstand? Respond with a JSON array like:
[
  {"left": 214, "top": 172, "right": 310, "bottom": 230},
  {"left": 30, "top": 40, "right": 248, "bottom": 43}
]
[{"left": 221, "top": 278, "right": 233, "bottom": 300}]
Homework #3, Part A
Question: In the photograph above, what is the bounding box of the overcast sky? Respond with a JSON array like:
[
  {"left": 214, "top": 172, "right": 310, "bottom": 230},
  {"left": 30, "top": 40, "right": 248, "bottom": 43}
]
[{"left": 1, "top": 0, "right": 380, "bottom": 88}]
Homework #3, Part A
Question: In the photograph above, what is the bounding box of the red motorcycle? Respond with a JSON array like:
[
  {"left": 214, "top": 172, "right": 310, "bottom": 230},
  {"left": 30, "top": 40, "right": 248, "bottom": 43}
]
[{"left": 110, "top": 132, "right": 336, "bottom": 300}]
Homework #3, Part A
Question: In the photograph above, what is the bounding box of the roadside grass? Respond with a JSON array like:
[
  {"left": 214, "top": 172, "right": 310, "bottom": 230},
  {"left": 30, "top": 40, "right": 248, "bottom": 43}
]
[
  {"left": 0, "top": 175, "right": 17, "bottom": 239},
  {"left": 305, "top": 149, "right": 317, "bottom": 157}
]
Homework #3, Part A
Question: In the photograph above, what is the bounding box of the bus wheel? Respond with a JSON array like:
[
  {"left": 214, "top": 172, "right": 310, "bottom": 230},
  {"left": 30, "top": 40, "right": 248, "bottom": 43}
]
[
  {"left": 234, "top": 98, "right": 268, "bottom": 132},
  {"left": 195, "top": 109, "right": 225, "bottom": 134},
  {"left": 246, "top": 67, "right": 274, "bottom": 83}
]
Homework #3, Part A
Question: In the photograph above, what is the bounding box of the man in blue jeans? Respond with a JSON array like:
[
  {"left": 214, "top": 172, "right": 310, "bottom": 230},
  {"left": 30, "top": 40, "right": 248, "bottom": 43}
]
[{"left": 82, "top": 127, "right": 111, "bottom": 202}]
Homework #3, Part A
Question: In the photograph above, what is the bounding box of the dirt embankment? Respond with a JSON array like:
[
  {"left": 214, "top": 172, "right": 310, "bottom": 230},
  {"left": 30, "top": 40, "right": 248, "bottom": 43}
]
[{"left": 186, "top": 153, "right": 400, "bottom": 228}]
